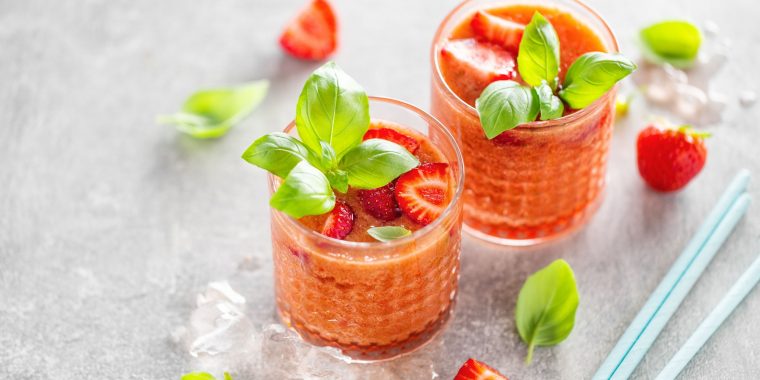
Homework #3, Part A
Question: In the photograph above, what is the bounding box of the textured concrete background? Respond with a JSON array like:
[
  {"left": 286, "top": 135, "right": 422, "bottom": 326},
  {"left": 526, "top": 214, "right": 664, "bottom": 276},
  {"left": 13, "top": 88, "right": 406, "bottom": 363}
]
[{"left": 1, "top": 0, "right": 759, "bottom": 379}]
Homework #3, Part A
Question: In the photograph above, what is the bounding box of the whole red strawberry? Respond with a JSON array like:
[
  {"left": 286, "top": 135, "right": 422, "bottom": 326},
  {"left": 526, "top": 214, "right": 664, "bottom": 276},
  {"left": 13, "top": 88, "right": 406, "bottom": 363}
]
[{"left": 636, "top": 125, "right": 708, "bottom": 192}]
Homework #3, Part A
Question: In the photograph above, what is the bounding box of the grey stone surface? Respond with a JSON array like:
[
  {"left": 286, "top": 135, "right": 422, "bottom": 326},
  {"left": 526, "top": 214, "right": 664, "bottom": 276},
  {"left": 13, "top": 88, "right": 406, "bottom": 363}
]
[{"left": 1, "top": 0, "right": 759, "bottom": 379}]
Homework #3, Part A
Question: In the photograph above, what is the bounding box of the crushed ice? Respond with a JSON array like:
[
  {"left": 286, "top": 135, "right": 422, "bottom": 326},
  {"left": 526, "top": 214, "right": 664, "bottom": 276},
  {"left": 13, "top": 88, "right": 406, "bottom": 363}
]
[
  {"left": 174, "top": 281, "right": 441, "bottom": 379},
  {"left": 632, "top": 21, "right": 732, "bottom": 126}
]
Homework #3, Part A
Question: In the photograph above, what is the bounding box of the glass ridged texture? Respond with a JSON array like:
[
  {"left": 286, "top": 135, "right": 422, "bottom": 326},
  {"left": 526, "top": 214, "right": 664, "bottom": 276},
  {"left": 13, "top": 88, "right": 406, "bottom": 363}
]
[
  {"left": 268, "top": 97, "right": 465, "bottom": 361},
  {"left": 430, "top": 0, "right": 619, "bottom": 246}
]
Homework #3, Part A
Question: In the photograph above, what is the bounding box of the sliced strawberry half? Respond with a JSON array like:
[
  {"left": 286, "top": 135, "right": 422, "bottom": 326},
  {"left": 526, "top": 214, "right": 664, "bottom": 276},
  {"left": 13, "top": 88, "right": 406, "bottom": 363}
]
[
  {"left": 394, "top": 163, "right": 450, "bottom": 226},
  {"left": 279, "top": 0, "right": 337, "bottom": 60},
  {"left": 439, "top": 38, "right": 516, "bottom": 105},
  {"left": 363, "top": 127, "right": 420, "bottom": 154},
  {"left": 454, "top": 358, "right": 509, "bottom": 380},
  {"left": 358, "top": 182, "right": 401, "bottom": 221},
  {"left": 321, "top": 201, "right": 354, "bottom": 239},
  {"left": 471, "top": 10, "right": 525, "bottom": 52}
]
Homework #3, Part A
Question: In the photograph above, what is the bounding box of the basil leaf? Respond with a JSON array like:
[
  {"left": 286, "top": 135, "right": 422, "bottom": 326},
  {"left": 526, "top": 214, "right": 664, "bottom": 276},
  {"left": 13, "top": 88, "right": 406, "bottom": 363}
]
[
  {"left": 241, "top": 132, "right": 316, "bottom": 178},
  {"left": 270, "top": 161, "right": 335, "bottom": 218},
  {"left": 326, "top": 169, "right": 349, "bottom": 193},
  {"left": 475, "top": 80, "right": 539, "bottom": 139},
  {"left": 295, "top": 61, "right": 370, "bottom": 158},
  {"left": 368, "top": 226, "right": 412, "bottom": 242},
  {"left": 181, "top": 373, "right": 217, "bottom": 380},
  {"left": 558, "top": 52, "right": 636, "bottom": 109},
  {"left": 640, "top": 20, "right": 701, "bottom": 68},
  {"left": 515, "top": 259, "right": 579, "bottom": 364},
  {"left": 224, "top": 373, "right": 232, "bottom": 380},
  {"left": 158, "top": 80, "right": 268, "bottom": 139},
  {"left": 517, "top": 12, "right": 560, "bottom": 88},
  {"left": 535, "top": 82, "right": 564, "bottom": 120},
  {"left": 318, "top": 141, "right": 338, "bottom": 171},
  {"left": 338, "top": 139, "right": 419, "bottom": 189}
]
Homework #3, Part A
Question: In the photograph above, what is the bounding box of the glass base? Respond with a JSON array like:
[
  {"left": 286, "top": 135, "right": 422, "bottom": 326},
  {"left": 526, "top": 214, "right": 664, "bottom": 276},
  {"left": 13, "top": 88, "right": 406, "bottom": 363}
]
[
  {"left": 463, "top": 190, "right": 605, "bottom": 247},
  {"left": 276, "top": 300, "right": 454, "bottom": 362}
]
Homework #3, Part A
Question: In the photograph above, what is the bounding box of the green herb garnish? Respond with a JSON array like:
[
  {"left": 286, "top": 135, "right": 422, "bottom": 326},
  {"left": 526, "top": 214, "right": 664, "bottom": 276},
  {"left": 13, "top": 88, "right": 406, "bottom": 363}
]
[
  {"left": 517, "top": 12, "right": 560, "bottom": 89},
  {"left": 367, "top": 226, "right": 412, "bottom": 242},
  {"left": 242, "top": 62, "right": 419, "bottom": 218},
  {"left": 476, "top": 81, "right": 538, "bottom": 139},
  {"left": 558, "top": 52, "right": 637, "bottom": 109},
  {"left": 535, "top": 81, "right": 564, "bottom": 120},
  {"left": 515, "top": 259, "right": 579, "bottom": 365},
  {"left": 158, "top": 81, "right": 268, "bottom": 139},
  {"left": 640, "top": 20, "right": 701, "bottom": 68},
  {"left": 181, "top": 372, "right": 232, "bottom": 380},
  {"left": 476, "top": 12, "right": 636, "bottom": 138}
]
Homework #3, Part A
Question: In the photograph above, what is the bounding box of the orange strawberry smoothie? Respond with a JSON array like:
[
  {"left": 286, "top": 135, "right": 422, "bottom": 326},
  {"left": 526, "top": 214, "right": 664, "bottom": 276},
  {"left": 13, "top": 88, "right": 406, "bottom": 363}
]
[
  {"left": 431, "top": 0, "right": 618, "bottom": 245},
  {"left": 269, "top": 98, "right": 464, "bottom": 360}
]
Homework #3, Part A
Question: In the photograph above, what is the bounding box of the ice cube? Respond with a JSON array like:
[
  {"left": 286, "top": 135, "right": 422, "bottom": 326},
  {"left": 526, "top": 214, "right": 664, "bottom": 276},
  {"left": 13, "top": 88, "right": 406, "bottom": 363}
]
[
  {"left": 188, "top": 301, "right": 255, "bottom": 357},
  {"left": 673, "top": 84, "right": 708, "bottom": 122},
  {"left": 257, "top": 324, "right": 440, "bottom": 380},
  {"left": 643, "top": 64, "right": 687, "bottom": 104},
  {"left": 197, "top": 281, "right": 246, "bottom": 307}
]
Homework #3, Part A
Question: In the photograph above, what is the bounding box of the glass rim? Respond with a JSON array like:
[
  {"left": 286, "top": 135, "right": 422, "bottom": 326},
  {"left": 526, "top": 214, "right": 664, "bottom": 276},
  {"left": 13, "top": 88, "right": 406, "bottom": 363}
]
[
  {"left": 267, "top": 95, "right": 465, "bottom": 250},
  {"left": 430, "top": 0, "right": 620, "bottom": 129}
]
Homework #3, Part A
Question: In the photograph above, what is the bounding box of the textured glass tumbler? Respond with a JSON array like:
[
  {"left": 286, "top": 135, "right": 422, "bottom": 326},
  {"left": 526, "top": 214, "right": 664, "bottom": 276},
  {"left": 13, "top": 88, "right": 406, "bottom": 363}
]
[
  {"left": 430, "top": 0, "right": 618, "bottom": 246},
  {"left": 269, "top": 97, "right": 465, "bottom": 361}
]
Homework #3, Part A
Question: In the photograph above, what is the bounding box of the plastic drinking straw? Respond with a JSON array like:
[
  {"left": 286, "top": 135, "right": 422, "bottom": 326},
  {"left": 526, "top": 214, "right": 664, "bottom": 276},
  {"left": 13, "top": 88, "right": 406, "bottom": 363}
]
[
  {"left": 593, "top": 169, "right": 751, "bottom": 380},
  {"left": 655, "top": 249, "right": 760, "bottom": 380},
  {"left": 609, "top": 193, "right": 751, "bottom": 379}
]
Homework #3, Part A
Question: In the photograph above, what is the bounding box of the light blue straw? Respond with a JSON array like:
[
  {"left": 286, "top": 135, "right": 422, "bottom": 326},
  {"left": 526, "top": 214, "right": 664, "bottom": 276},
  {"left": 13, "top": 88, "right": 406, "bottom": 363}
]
[
  {"left": 593, "top": 170, "right": 751, "bottom": 380},
  {"left": 655, "top": 247, "right": 760, "bottom": 380}
]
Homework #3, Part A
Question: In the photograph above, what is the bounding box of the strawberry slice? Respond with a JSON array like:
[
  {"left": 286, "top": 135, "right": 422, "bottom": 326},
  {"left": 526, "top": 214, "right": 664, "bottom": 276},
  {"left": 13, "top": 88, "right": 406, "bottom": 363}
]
[
  {"left": 279, "top": 0, "right": 338, "bottom": 60},
  {"left": 394, "top": 163, "right": 450, "bottom": 226},
  {"left": 363, "top": 127, "right": 420, "bottom": 154},
  {"left": 439, "top": 39, "right": 516, "bottom": 105},
  {"left": 471, "top": 10, "right": 525, "bottom": 52},
  {"left": 358, "top": 182, "right": 401, "bottom": 221},
  {"left": 454, "top": 358, "right": 509, "bottom": 380},
  {"left": 321, "top": 201, "right": 355, "bottom": 239}
]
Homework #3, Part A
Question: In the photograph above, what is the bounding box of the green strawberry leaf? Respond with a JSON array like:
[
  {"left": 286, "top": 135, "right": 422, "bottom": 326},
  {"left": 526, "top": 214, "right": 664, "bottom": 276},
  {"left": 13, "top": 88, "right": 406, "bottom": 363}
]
[
  {"left": 295, "top": 61, "right": 370, "bottom": 158},
  {"left": 158, "top": 80, "right": 268, "bottom": 139},
  {"left": 515, "top": 259, "right": 579, "bottom": 365},
  {"left": 270, "top": 161, "right": 335, "bottom": 218},
  {"left": 476, "top": 80, "right": 539, "bottom": 139},
  {"left": 517, "top": 12, "right": 560, "bottom": 88},
  {"left": 559, "top": 52, "right": 636, "bottom": 109},
  {"left": 338, "top": 139, "right": 419, "bottom": 189}
]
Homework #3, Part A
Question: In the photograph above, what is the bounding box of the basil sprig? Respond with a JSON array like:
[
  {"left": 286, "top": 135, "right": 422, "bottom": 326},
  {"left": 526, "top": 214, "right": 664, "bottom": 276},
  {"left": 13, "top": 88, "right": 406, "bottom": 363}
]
[
  {"left": 476, "top": 11, "right": 636, "bottom": 139},
  {"left": 515, "top": 259, "right": 579, "bottom": 364},
  {"left": 158, "top": 80, "right": 268, "bottom": 139},
  {"left": 242, "top": 62, "right": 419, "bottom": 218}
]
